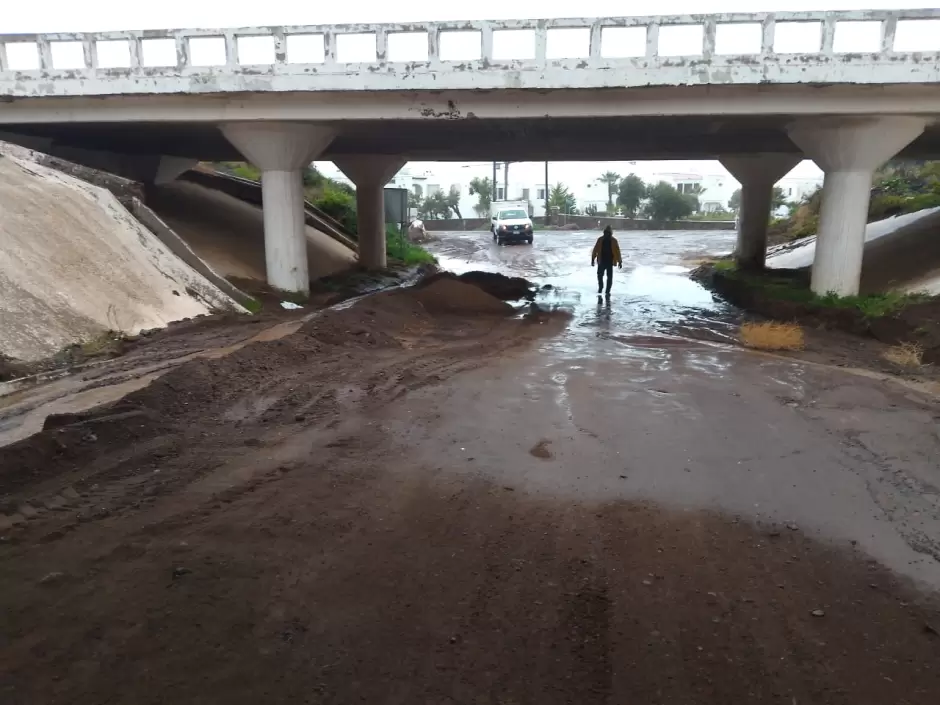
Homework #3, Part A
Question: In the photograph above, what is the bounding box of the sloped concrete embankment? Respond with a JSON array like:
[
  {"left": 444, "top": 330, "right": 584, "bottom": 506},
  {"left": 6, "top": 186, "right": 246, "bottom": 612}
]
[
  {"left": 768, "top": 207, "right": 940, "bottom": 294},
  {"left": 145, "top": 179, "right": 357, "bottom": 285},
  {"left": 182, "top": 169, "right": 358, "bottom": 251},
  {"left": 0, "top": 152, "right": 243, "bottom": 363}
]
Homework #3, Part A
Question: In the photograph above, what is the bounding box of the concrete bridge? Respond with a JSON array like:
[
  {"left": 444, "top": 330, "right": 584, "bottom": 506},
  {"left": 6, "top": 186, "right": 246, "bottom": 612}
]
[{"left": 2, "top": 9, "right": 940, "bottom": 295}]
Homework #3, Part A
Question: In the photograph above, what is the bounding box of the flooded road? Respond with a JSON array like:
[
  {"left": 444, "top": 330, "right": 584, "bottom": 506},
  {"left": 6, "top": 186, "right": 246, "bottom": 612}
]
[
  {"left": 4, "top": 229, "right": 940, "bottom": 704},
  {"left": 429, "top": 228, "right": 737, "bottom": 343},
  {"left": 410, "top": 230, "right": 940, "bottom": 591}
]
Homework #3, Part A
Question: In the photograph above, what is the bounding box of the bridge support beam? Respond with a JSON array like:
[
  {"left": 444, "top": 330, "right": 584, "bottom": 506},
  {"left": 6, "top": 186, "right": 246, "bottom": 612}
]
[
  {"left": 788, "top": 117, "right": 926, "bottom": 296},
  {"left": 720, "top": 154, "right": 801, "bottom": 271},
  {"left": 221, "top": 122, "right": 336, "bottom": 295},
  {"left": 334, "top": 156, "right": 406, "bottom": 270},
  {"left": 0, "top": 137, "right": 196, "bottom": 185}
]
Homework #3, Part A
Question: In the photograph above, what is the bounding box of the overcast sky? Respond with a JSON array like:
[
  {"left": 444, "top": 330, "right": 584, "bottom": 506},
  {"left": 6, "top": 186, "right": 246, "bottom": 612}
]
[{"left": 4, "top": 1, "right": 935, "bottom": 183}]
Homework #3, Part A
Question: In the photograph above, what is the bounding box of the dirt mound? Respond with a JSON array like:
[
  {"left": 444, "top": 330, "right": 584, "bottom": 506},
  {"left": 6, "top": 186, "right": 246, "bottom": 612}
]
[
  {"left": 408, "top": 278, "right": 513, "bottom": 316},
  {"left": 121, "top": 299, "right": 418, "bottom": 420},
  {"left": 0, "top": 284, "right": 554, "bottom": 496},
  {"left": 417, "top": 271, "right": 536, "bottom": 302},
  {"left": 0, "top": 406, "right": 174, "bottom": 498},
  {"left": 457, "top": 271, "right": 537, "bottom": 301}
]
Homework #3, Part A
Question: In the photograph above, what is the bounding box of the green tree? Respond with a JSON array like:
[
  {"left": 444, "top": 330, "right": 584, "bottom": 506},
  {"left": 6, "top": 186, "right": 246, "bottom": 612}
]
[
  {"left": 584, "top": 203, "right": 600, "bottom": 216},
  {"left": 445, "top": 185, "right": 463, "bottom": 219},
  {"left": 302, "top": 165, "right": 324, "bottom": 188},
  {"left": 468, "top": 177, "right": 493, "bottom": 217},
  {"left": 418, "top": 190, "right": 454, "bottom": 220},
  {"left": 644, "top": 182, "right": 695, "bottom": 221},
  {"left": 875, "top": 159, "right": 940, "bottom": 196},
  {"left": 548, "top": 183, "right": 578, "bottom": 214},
  {"left": 597, "top": 171, "right": 621, "bottom": 210},
  {"left": 617, "top": 174, "right": 646, "bottom": 217}
]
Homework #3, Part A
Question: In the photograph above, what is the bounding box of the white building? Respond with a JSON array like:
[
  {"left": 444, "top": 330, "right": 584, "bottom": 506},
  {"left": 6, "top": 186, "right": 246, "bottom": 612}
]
[
  {"left": 319, "top": 163, "right": 447, "bottom": 200},
  {"left": 315, "top": 160, "right": 823, "bottom": 220},
  {"left": 652, "top": 171, "right": 823, "bottom": 215}
]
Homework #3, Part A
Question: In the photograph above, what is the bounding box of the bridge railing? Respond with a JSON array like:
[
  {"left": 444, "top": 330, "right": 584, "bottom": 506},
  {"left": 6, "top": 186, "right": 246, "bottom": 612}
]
[{"left": 1, "top": 10, "right": 939, "bottom": 81}]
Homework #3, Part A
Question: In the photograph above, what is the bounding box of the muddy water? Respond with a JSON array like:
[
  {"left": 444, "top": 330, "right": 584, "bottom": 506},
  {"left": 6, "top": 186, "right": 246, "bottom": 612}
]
[
  {"left": 428, "top": 229, "right": 740, "bottom": 351},
  {"left": 416, "top": 230, "right": 940, "bottom": 591}
]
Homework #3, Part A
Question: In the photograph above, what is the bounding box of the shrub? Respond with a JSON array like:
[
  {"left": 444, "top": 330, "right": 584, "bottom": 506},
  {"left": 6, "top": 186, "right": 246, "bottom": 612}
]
[
  {"left": 313, "top": 187, "right": 357, "bottom": 233},
  {"left": 385, "top": 225, "right": 435, "bottom": 265},
  {"left": 302, "top": 166, "right": 325, "bottom": 188},
  {"left": 217, "top": 161, "right": 261, "bottom": 181},
  {"left": 904, "top": 192, "right": 940, "bottom": 213},
  {"left": 868, "top": 194, "right": 909, "bottom": 221},
  {"left": 883, "top": 342, "right": 924, "bottom": 368},
  {"left": 739, "top": 322, "right": 805, "bottom": 351}
]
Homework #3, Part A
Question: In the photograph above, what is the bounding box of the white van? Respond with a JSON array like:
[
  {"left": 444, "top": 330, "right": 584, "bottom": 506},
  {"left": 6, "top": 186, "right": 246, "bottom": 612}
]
[{"left": 490, "top": 201, "right": 534, "bottom": 246}]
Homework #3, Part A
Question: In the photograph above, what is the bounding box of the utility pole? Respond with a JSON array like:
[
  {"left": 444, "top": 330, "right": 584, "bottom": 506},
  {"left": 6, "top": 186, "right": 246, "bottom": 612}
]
[
  {"left": 492, "top": 161, "right": 498, "bottom": 203},
  {"left": 503, "top": 162, "right": 509, "bottom": 200},
  {"left": 544, "top": 161, "right": 549, "bottom": 223}
]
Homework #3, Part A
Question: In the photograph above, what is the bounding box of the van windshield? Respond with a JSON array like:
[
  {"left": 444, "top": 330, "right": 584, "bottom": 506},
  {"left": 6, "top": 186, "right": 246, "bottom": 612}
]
[{"left": 498, "top": 210, "right": 528, "bottom": 219}]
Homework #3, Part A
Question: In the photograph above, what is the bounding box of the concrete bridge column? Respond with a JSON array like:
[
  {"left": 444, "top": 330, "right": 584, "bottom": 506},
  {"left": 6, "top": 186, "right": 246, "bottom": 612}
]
[
  {"left": 334, "top": 156, "right": 406, "bottom": 270},
  {"left": 221, "top": 122, "right": 336, "bottom": 295},
  {"left": 720, "top": 154, "right": 801, "bottom": 271},
  {"left": 787, "top": 117, "right": 926, "bottom": 296}
]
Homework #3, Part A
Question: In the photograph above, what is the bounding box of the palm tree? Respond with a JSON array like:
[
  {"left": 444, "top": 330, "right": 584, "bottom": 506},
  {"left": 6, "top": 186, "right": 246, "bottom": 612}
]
[{"left": 598, "top": 171, "right": 621, "bottom": 211}]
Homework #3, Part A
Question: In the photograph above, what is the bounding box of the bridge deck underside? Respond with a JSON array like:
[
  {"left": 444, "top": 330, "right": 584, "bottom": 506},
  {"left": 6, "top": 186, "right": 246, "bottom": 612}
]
[{"left": 5, "top": 115, "right": 940, "bottom": 162}]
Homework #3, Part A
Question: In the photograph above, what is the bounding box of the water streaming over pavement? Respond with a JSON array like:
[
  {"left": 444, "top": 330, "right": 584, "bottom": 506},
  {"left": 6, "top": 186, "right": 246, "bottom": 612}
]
[
  {"left": 427, "top": 228, "right": 741, "bottom": 359},
  {"left": 417, "top": 230, "right": 940, "bottom": 589}
]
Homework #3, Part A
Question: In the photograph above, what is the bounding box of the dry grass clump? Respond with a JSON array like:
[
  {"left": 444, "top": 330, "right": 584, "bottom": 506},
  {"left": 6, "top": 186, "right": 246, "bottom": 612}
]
[
  {"left": 739, "top": 322, "right": 805, "bottom": 351},
  {"left": 882, "top": 342, "right": 924, "bottom": 369}
]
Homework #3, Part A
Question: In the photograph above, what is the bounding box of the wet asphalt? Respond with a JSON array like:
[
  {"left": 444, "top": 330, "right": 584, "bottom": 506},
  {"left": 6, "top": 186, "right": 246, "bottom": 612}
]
[{"left": 407, "top": 229, "right": 940, "bottom": 591}]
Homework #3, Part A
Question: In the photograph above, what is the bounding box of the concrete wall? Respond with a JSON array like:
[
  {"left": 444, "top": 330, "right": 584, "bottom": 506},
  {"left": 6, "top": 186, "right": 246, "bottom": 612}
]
[
  {"left": 128, "top": 199, "right": 257, "bottom": 309},
  {"left": 423, "top": 218, "right": 491, "bottom": 232},
  {"left": 0, "top": 150, "right": 242, "bottom": 362},
  {"left": 421, "top": 215, "right": 733, "bottom": 231},
  {"left": 557, "top": 214, "right": 735, "bottom": 231}
]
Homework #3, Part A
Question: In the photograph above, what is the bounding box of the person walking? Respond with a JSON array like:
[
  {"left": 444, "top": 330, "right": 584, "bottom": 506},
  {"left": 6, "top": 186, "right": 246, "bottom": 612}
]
[{"left": 591, "top": 225, "right": 622, "bottom": 296}]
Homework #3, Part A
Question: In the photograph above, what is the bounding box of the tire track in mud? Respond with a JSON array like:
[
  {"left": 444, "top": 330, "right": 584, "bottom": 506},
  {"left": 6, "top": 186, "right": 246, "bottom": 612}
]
[{"left": 0, "top": 284, "right": 564, "bottom": 542}]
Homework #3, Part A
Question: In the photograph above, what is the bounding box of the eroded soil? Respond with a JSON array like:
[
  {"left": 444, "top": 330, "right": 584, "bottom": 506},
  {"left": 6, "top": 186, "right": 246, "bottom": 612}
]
[{"left": 2, "top": 239, "right": 940, "bottom": 704}]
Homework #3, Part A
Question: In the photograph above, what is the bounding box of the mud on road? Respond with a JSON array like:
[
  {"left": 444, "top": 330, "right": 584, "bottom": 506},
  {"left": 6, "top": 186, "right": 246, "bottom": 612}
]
[{"left": 1, "top": 264, "right": 940, "bottom": 704}]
